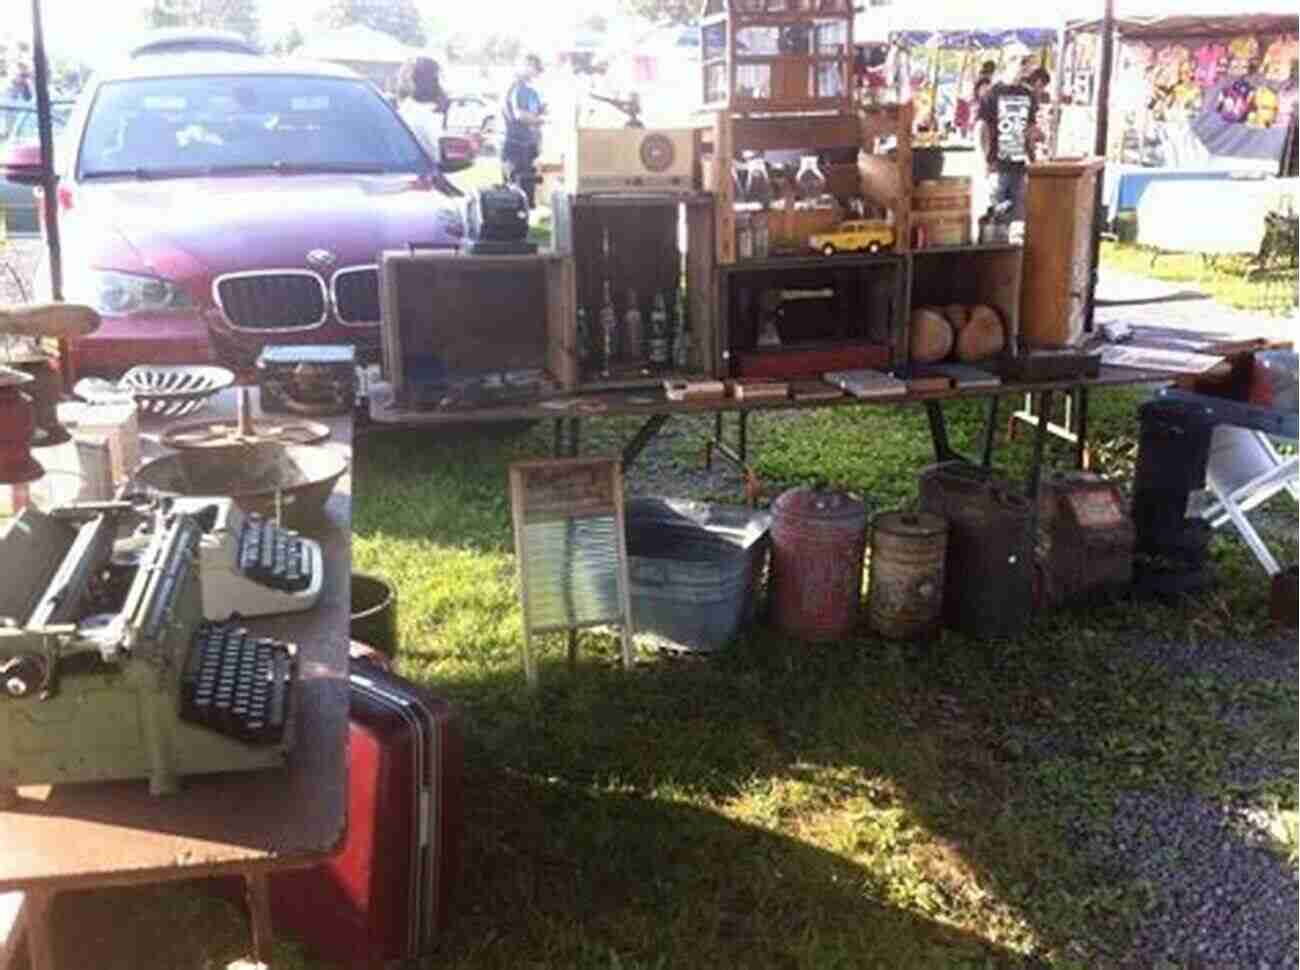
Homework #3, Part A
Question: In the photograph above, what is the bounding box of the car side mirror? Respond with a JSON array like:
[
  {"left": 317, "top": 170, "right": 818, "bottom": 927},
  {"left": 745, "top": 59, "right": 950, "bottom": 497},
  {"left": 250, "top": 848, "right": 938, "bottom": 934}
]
[
  {"left": 1, "top": 141, "right": 45, "bottom": 186},
  {"left": 438, "top": 135, "right": 474, "bottom": 175}
]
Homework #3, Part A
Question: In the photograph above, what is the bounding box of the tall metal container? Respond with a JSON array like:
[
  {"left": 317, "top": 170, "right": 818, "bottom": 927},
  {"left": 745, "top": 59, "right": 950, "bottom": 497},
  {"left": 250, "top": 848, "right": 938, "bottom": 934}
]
[
  {"left": 769, "top": 488, "right": 868, "bottom": 642},
  {"left": 918, "top": 462, "right": 1034, "bottom": 639},
  {"left": 867, "top": 511, "right": 948, "bottom": 639}
]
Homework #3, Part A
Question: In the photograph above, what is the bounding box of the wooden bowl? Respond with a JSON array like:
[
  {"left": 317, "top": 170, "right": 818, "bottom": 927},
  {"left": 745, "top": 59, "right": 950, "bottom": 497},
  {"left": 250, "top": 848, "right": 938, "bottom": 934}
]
[
  {"left": 943, "top": 304, "right": 970, "bottom": 331},
  {"left": 955, "top": 305, "right": 1005, "bottom": 362},
  {"left": 909, "top": 307, "right": 954, "bottom": 364}
]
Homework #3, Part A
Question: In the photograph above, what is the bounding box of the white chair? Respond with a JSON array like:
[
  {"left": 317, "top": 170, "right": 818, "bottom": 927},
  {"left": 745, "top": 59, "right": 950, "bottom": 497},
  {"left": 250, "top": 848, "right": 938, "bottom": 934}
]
[{"left": 1197, "top": 424, "right": 1299, "bottom": 575}]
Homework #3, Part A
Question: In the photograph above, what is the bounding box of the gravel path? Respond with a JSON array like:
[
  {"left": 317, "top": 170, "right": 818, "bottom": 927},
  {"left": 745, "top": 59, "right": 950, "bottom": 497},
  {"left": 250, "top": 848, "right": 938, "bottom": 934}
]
[{"left": 1088, "top": 791, "right": 1298, "bottom": 970}]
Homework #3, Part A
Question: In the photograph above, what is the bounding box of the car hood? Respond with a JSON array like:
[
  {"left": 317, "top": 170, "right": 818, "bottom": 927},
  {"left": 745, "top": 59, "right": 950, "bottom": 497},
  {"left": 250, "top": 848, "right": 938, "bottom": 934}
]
[{"left": 72, "top": 173, "right": 463, "bottom": 282}]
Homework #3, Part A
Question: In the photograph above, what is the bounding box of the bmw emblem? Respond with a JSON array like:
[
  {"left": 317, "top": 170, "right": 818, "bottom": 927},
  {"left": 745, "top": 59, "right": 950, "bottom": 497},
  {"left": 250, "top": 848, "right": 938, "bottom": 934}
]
[{"left": 306, "top": 249, "right": 338, "bottom": 273}]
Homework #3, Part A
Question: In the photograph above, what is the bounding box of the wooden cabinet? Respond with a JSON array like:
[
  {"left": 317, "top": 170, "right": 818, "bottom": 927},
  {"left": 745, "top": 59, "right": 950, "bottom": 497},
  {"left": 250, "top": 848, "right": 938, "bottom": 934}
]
[{"left": 1019, "top": 158, "right": 1104, "bottom": 349}]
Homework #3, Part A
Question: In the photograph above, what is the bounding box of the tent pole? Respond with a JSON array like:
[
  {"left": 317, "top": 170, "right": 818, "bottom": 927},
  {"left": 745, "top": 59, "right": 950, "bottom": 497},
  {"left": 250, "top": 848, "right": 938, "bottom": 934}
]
[
  {"left": 31, "top": 0, "right": 63, "bottom": 304},
  {"left": 1083, "top": 0, "right": 1115, "bottom": 333}
]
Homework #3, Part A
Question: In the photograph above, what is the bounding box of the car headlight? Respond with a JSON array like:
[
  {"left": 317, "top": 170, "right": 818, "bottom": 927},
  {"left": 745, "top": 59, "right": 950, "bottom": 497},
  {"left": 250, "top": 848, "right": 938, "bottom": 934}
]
[{"left": 65, "top": 269, "right": 193, "bottom": 316}]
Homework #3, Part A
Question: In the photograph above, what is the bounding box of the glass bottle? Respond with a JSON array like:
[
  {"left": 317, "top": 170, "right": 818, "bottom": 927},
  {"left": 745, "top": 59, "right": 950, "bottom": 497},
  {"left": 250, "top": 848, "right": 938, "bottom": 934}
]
[
  {"left": 648, "top": 292, "right": 670, "bottom": 367},
  {"left": 576, "top": 306, "right": 591, "bottom": 373},
  {"left": 795, "top": 155, "right": 827, "bottom": 201},
  {"left": 673, "top": 288, "right": 691, "bottom": 371},
  {"left": 623, "top": 288, "right": 643, "bottom": 363},
  {"left": 599, "top": 280, "right": 617, "bottom": 377}
]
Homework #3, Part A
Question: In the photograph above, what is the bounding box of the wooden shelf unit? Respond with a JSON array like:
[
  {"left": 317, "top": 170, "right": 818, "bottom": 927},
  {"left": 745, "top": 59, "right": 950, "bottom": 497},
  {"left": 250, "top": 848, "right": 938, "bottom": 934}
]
[
  {"left": 700, "top": 0, "right": 855, "bottom": 116},
  {"left": 378, "top": 250, "right": 576, "bottom": 405},
  {"left": 550, "top": 192, "right": 717, "bottom": 386},
  {"left": 909, "top": 244, "right": 1025, "bottom": 359},
  {"left": 701, "top": 102, "right": 915, "bottom": 265},
  {"left": 714, "top": 252, "right": 909, "bottom": 379}
]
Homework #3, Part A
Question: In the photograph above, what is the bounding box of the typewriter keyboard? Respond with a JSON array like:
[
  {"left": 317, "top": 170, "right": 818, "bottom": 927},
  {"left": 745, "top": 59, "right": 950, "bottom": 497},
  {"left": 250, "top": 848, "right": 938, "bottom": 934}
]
[
  {"left": 180, "top": 621, "right": 296, "bottom": 744},
  {"left": 237, "top": 514, "right": 311, "bottom": 593}
]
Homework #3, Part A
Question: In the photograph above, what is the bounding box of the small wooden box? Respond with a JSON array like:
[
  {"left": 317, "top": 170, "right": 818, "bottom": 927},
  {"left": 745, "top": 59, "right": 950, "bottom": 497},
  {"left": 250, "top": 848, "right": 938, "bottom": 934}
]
[
  {"left": 570, "top": 128, "right": 697, "bottom": 194},
  {"left": 379, "top": 251, "right": 576, "bottom": 406}
]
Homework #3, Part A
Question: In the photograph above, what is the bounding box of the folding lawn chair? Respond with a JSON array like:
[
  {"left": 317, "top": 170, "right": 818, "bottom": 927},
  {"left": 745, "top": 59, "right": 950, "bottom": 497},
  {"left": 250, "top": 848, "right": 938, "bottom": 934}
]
[{"left": 1197, "top": 424, "right": 1299, "bottom": 576}]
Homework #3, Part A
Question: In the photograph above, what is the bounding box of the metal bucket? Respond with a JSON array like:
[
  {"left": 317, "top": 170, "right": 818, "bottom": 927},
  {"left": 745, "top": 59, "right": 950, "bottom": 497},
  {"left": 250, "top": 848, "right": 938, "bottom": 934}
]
[
  {"left": 918, "top": 462, "right": 1033, "bottom": 639},
  {"left": 769, "top": 487, "right": 868, "bottom": 642},
  {"left": 625, "top": 497, "right": 771, "bottom": 653},
  {"left": 351, "top": 573, "right": 398, "bottom": 658},
  {"left": 867, "top": 511, "right": 948, "bottom": 640}
]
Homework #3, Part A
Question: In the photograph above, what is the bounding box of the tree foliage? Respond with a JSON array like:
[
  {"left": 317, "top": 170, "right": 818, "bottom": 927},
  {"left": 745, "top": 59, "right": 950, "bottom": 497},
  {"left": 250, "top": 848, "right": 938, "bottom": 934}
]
[
  {"left": 619, "top": 0, "right": 699, "bottom": 26},
  {"left": 145, "top": 0, "right": 261, "bottom": 43},
  {"left": 318, "top": 0, "right": 427, "bottom": 48}
]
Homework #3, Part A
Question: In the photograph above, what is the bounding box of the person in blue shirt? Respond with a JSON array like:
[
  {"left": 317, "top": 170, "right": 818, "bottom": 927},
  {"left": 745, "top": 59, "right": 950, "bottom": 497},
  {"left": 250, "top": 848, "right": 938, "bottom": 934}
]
[{"left": 501, "top": 53, "right": 546, "bottom": 207}]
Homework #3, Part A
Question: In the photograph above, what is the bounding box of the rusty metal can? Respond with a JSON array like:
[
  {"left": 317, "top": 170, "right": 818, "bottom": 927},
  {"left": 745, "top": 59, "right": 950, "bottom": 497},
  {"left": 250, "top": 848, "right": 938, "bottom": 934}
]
[
  {"left": 867, "top": 511, "right": 948, "bottom": 639},
  {"left": 769, "top": 487, "right": 868, "bottom": 641}
]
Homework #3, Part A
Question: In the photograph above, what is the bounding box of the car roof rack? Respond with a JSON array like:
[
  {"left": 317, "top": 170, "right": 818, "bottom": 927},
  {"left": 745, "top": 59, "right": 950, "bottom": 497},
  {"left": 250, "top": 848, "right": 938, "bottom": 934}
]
[{"left": 128, "top": 29, "right": 260, "bottom": 58}]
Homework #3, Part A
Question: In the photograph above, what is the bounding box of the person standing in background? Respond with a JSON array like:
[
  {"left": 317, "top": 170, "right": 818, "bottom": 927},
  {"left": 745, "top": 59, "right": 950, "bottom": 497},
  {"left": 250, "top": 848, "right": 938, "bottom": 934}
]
[
  {"left": 8, "top": 62, "right": 33, "bottom": 102},
  {"left": 501, "top": 53, "right": 546, "bottom": 208},
  {"left": 974, "top": 56, "right": 1040, "bottom": 222},
  {"left": 396, "top": 56, "right": 450, "bottom": 160}
]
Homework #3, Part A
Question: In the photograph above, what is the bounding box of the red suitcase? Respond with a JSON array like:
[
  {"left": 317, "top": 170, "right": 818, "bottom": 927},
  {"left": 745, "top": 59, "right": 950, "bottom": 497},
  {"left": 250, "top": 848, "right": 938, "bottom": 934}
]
[{"left": 269, "top": 663, "right": 464, "bottom": 968}]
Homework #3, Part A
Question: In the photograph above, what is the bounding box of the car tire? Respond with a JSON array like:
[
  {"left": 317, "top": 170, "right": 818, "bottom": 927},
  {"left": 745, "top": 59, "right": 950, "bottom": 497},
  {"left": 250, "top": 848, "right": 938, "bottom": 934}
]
[{"left": 822, "top": 244, "right": 836, "bottom": 256}]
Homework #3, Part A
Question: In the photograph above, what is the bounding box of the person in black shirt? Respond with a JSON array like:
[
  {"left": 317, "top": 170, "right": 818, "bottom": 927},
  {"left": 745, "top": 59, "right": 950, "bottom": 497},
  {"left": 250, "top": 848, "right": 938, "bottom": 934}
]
[{"left": 974, "top": 57, "right": 1040, "bottom": 221}]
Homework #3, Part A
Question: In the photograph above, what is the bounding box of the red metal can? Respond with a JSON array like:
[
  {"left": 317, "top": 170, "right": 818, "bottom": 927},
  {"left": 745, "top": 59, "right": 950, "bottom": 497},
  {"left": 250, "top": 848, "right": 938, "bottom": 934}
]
[{"left": 769, "top": 487, "right": 868, "bottom": 641}]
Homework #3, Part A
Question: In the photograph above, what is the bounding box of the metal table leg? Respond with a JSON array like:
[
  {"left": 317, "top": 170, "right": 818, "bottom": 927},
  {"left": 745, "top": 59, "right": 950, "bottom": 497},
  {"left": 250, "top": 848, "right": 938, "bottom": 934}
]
[
  {"left": 1027, "top": 390, "right": 1055, "bottom": 502},
  {"left": 980, "top": 396, "right": 1000, "bottom": 468},
  {"left": 621, "top": 414, "right": 671, "bottom": 472},
  {"left": 1075, "top": 387, "right": 1091, "bottom": 470}
]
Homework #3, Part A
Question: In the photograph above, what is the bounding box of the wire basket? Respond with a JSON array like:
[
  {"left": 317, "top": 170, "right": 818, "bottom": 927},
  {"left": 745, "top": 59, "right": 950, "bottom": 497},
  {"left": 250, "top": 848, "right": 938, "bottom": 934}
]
[{"left": 86, "top": 365, "right": 236, "bottom": 418}]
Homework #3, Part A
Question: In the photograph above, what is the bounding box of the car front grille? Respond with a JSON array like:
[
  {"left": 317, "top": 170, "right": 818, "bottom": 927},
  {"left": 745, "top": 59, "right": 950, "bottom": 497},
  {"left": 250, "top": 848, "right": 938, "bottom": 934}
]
[
  {"left": 215, "top": 273, "right": 327, "bottom": 330},
  {"left": 332, "top": 267, "right": 380, "bottom": 325}
]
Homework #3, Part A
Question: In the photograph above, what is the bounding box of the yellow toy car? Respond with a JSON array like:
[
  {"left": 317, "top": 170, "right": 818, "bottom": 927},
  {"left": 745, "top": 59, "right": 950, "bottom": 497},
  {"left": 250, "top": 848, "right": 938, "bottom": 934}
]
[{"left": 809, "top": 220, "right": 895, "bottom": 256}]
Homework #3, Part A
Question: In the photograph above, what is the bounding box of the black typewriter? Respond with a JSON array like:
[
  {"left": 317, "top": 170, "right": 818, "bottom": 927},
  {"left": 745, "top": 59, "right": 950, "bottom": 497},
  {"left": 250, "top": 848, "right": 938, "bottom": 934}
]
[{"left": 181, "top": 620, "right": 296, "bottom": 745}]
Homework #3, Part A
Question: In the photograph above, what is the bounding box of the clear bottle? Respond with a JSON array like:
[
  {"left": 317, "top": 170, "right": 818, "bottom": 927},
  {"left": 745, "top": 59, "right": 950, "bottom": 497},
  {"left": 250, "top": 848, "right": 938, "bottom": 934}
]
[
  {"left": 623, "top": 288, "right": 643, "bottom": 363},
  {"left": 599, "top": 280, "right": 617, "bottom": 377},
  {"left": 576, "top": 306, "right": 591, "bottom": 372},
  {"left": 648, "top": 292, "right": 670, "bottom": 367},
  {"left": 673, "top": 288, "right": 691, "bottom": 371}
]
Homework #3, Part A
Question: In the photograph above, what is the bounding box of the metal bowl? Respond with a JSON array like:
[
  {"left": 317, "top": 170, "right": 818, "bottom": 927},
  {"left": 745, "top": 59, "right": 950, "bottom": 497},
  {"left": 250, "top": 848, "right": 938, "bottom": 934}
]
[{"left": 133, "top": 442, "right": 347, "bottom": 531}]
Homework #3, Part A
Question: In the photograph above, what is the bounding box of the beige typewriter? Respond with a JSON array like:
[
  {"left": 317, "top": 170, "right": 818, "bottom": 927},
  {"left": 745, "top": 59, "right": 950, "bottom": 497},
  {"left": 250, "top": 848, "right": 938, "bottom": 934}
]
[
  {"left": 161, "top": 496, "right": 324, "bottom": 619},
  {"left": 0, "top": 500, "right": 297, "bottom": 796}
]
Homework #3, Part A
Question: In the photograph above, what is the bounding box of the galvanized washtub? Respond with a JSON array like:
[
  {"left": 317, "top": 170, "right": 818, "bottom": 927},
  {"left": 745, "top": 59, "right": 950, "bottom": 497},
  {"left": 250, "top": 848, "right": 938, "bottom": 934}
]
[
  {"left": 625, "top": 497, "right": 771, "bottom": 653},
  {"left": 133, "top": 441, "right": 347, "bottom": 531}
]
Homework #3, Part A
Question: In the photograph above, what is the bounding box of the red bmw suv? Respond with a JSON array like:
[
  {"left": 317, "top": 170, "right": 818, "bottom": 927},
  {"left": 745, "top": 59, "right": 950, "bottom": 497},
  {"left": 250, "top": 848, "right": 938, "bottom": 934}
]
[{"left": 7, "top": 35, "right": 467, "bottom": 378}]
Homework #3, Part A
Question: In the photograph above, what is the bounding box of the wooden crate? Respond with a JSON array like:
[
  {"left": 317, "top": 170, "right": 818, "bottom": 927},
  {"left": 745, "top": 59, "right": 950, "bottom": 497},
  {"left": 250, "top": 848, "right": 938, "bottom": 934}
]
[
  {"left": 551, "top": 192, "right": 717, "bottom": 386},
  {"left": 701, "top": 102, "right": 914, "bottom": 265},
  {"left": 378, "top": 250, "right": 576, "bottom": 405},
  {"left": 714, "top": 253, "right": 909, "bottom": 379},
  {"left": 907, "top": 244, "right": 1024, "bottom": 360}
]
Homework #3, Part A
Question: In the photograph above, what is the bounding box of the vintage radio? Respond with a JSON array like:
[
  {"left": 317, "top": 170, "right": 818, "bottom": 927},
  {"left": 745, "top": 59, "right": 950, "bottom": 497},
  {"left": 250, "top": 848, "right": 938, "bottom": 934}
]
[
  {"left": 257, "top": 344, "right": 357, "bottom": 416},
  {"left": 0, "top": 500, "right": 297, "bottom": 796},
  {"left": 1037, "top": 472, "right": 1135, "bottom": 606},
  {"left": 570, "top": 128, "right": 697, "bottom": 194}
]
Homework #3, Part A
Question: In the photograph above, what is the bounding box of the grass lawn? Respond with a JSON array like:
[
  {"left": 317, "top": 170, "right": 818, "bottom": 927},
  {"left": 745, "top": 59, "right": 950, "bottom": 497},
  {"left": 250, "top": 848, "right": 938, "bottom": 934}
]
[{"left": 1100, "top": 239, "right": 1298, "bottom": 315}]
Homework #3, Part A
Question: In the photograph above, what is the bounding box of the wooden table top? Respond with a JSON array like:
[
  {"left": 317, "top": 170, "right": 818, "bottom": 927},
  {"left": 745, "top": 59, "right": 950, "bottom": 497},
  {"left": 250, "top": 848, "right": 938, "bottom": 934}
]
[
  {"left": 367, "top": 366, "right": 1173, "bottom": 427},
  {"left": 0, "top": 387, "right": 351, "bottom": 892}
]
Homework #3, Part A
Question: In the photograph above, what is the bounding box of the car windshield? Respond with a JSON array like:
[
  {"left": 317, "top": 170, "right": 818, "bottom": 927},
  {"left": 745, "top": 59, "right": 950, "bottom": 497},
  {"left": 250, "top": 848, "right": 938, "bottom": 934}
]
[{"left": 77, "top": 75, "right": 427, "bottom": 179}]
